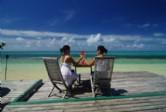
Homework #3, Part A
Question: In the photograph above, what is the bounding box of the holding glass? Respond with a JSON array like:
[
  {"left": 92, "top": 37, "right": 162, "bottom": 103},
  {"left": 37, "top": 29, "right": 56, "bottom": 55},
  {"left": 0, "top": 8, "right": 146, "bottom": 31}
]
[{"left": 79, "top": 51, "right": 87, "bottom": 65}]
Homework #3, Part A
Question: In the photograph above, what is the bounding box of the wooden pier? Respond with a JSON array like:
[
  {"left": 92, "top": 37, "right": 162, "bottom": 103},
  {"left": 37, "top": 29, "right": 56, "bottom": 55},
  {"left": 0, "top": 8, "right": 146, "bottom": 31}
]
[{"left": 2, "top": 71, "right": 166, "bottom": 112}]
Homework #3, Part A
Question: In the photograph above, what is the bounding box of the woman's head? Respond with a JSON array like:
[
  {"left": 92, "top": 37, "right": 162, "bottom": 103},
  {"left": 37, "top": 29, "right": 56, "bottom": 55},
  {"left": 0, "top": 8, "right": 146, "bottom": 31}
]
[
  {"left": 60, "top": 45, "right": 70, "bottom": 54},
  {"left": 97, "top": 45, "right": 108, "bottom": 55}
]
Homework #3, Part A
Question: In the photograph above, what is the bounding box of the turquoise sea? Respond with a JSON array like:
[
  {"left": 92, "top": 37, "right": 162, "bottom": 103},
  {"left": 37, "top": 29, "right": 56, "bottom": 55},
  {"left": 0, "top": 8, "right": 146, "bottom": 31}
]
[
  {"left": 0, "top": 51, "right": 166, "bottom": 80},
  {"left": 1, "top": 51, "right": 166, "bottom": 58}
]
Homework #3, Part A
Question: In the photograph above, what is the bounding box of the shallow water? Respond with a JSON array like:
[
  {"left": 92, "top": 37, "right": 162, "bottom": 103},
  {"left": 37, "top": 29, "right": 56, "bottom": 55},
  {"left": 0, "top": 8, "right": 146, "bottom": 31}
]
[{"left": 0, "top": 57, "right": 166, "bottom": 80}]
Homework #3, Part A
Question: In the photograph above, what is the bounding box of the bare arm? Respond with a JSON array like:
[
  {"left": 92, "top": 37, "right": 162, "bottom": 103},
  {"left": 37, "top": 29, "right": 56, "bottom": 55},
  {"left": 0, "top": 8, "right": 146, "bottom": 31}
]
[
  {"left": 70, "top": 56, "right": 83, "bottom": 65},
  {"left": 84, "top": 58, "right": 95, "bottom": 66}
]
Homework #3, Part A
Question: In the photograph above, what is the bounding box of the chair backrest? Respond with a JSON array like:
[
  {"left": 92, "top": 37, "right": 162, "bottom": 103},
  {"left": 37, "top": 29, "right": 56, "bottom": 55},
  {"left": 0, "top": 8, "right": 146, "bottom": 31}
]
[
  {"left": 94, "top": 57, "right": 114, "bottom": 82},
  {"left": 43, "top": 57, "right": 68, "bottom": 88}
]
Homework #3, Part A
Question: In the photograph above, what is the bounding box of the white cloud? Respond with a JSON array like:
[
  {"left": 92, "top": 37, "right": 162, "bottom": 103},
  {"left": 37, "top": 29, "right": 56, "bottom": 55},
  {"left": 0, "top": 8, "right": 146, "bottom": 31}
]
[
  {"left": 87, "top": 33, "right": 101, "bottom": 44},
  {"left": 49, "top": 38, "right": 56, "bottom": 45},
  {"left": 133, "top": 43, "right": 144, "bottom": 49},
  {"left": 161, "top": 40, "right": 166, "bottom": 45},
  {"left": 126, "top": 43, "right": 144, "bottom": 49},
  {"left": 48, "top": 10, "right": 75, "bottom": 26},
  {"left": 138, "top": 23, "right": 159, "bottom": 29},
  {"left": 25, "top": 41, "right": 32, "bottom": 48},
  {"left": 138, "top": 23, "right": 151, "bottom": 28},
  {"left": 36, "top": 40, "right": 41, "bottom": 47},
  {"left": 153, "top": 33, "right": 165, "bottom": 37},
  {"left": 63, "top": 10, "right": 75, "bottom": 22},
  {"left": 0, "top": 28, "right": 75, "bottom": 38},
  {"left": 48, "top": 19, "right": 59, "bottom": 26},
  {"left": 0, "top": 17, "right": 20, "bottom": 24},
  {"left": 16, "top": 37, "right": 24, "bottom": 42},
  {"left": 103, "top": 37, "right": 115, "bottom": 42},
  {"left": 60, "top": 37, "right": 75, "bottom": 45}
]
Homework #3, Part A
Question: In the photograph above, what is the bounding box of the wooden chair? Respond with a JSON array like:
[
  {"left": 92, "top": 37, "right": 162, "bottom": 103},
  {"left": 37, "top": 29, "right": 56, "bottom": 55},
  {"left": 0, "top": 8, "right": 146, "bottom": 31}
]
[
  {"left": 90, "top": 57, "right": 115, "bottom": 97},
  {"left": 43, "top": 57, "right": 70, "bottom": 98}
]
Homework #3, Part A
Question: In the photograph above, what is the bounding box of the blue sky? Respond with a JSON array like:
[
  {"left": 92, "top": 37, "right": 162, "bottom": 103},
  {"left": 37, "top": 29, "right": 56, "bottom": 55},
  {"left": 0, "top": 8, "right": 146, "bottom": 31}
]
[{"left": 0, "top": 0, "right": 166, "bottom": 51}]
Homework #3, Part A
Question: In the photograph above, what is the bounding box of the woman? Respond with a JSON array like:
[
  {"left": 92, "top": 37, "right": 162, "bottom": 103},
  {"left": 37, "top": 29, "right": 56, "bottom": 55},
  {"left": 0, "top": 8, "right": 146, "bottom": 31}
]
[
  {"left": 60, "top": 45, "right": 83, "bottom": 88},
  {"left": 85, "top": 45, "right": 108, "bottom": 95}
]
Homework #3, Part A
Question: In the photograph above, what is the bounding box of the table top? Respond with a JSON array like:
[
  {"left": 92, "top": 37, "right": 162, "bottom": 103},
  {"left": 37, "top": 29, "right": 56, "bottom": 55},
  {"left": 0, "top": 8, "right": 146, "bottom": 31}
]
[{"left": 74, "top": 64, "right": 93, "bottom": 67}]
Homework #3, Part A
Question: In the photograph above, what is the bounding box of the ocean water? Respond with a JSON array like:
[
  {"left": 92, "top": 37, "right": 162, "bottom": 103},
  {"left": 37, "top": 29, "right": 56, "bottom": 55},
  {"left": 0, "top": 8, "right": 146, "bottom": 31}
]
[
  {"left": 1, "top": 51, "right": 166, "bottom": 58},
  {"left": 0, "top": 51, "right": 166, "bottom": 80}
]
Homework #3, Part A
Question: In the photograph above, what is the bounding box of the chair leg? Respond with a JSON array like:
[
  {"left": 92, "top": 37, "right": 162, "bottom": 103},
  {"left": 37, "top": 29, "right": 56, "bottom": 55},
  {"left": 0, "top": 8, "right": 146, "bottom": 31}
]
[
  {"left": 63, "top": 87, "right": 72, "bottom": 98},
  {"left": 48, "top": 87, "right": 55, "bottom": 97},
  {"left": 90, "top": 75, "right": 95, "bottom": 97},
  {"left": 77, "top": 74, "right": 81, "bottom": 85},
  {"left": 54, "top": 84, "right": 63, "bottom": 93}
]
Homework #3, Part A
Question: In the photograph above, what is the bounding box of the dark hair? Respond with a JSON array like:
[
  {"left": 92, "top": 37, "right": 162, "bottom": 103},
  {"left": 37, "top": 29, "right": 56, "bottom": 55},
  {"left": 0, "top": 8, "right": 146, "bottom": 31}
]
[
  {"left": 60, "top": 45, "right": 70, "bottom": 53},
  {"left": 97, "top": 45, "right": 108, "bottom": 54}
]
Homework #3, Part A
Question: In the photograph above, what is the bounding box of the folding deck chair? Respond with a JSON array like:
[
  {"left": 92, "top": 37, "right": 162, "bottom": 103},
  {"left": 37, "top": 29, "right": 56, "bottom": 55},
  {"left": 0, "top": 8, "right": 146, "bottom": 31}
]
[
  {"left": 90, "top": 57, "right": 114, "bottom": 97},
  {"left": 43, "top": 57, "right": 71, "bottom": 98}
]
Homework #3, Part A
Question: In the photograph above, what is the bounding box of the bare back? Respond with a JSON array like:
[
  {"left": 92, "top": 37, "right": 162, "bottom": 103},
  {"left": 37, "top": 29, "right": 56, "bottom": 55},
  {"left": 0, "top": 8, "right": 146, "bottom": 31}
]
[{"left": 60, "top": 55, "right": 75, "bottom": 65}]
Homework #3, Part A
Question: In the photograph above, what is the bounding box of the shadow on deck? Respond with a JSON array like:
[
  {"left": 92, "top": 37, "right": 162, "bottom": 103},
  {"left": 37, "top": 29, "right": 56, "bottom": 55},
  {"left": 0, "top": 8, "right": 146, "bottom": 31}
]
[
  {"left": 71, "top": 80, "right": 127, "bottom": 97},
  {"left": 0, "top": 87, "right": 10, "bottom": 97}
]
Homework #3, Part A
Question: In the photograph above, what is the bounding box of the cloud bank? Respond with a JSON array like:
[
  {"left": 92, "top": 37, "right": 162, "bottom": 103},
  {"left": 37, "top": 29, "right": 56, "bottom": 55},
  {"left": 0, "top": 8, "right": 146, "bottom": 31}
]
[{"left": 0, "top": 28, "right": 166, "bottom": 51}]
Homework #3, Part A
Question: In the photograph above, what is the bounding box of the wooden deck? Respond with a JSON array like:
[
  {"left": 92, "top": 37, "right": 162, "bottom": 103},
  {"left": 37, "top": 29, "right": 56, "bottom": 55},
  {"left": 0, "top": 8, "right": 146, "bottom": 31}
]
[
  {"left": 2, "top": 71, "right": 166, "bottom": 112},
  {"left": 28, "top": 71, "right": 166, "bottom": 100},
  {"left": 0, "top": 80, "right": 42, "bottom": 111},
  {"left": 4, "top": 95, "right": 166, "bottom": 112}
]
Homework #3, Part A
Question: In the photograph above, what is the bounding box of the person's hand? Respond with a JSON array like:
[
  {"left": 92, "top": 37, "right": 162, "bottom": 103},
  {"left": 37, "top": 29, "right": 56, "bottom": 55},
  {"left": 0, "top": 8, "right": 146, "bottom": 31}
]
[
  {"left": 80, "top": 51, "right": 85, "bottom": 59},
  {"left": 79, "top": 58, "right": 87, "bottom": 65}
]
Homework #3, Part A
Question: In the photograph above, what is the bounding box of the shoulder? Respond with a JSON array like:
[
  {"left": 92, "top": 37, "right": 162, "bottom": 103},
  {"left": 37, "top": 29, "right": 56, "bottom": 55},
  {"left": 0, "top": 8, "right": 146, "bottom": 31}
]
[
  {"left": 65, "top": 55, "right": 71, "bottom": 59},
  {"left": 64, "top": 55, "right": 73, "bottom": 61},
  {"left": 96, "top": 55, "right": 104, "bottom": 58}
]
